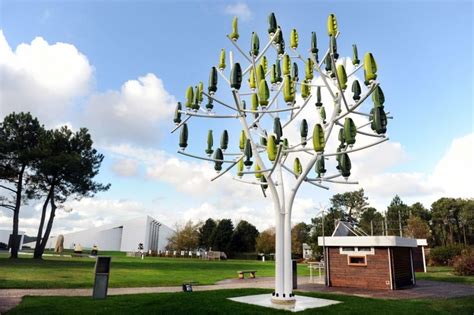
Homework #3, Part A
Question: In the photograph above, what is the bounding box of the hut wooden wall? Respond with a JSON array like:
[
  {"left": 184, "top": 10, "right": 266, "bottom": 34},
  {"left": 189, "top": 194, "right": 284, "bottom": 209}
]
[{"left": 327, "top": 247, "right": 392, "bottom": 290}]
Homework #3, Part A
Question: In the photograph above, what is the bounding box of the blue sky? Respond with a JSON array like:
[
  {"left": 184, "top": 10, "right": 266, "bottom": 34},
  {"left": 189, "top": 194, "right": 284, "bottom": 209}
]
[{"left": 0, "top": 0, "right": 472, "bottom": 234}]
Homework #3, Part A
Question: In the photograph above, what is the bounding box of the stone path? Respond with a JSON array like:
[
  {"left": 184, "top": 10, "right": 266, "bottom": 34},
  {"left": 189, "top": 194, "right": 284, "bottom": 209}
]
[{"left": 1, "top": 278, "right": 473, "bottom": 314}]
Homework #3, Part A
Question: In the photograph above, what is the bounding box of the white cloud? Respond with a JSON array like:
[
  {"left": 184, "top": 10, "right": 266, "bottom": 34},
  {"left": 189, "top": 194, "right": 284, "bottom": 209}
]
[
  {"left": 224, "top": 3, "right": 252, "bottom": 21},
  {"left": 111, "top": 159, "right": 140, "bottom": 177},
  {"left": 83, "top": 73, "right": 175, "bottom": 145},
  {"left": 430, "top": 133, "right": 473, "bottom": 198},
  {"left": 0, "top": 30, "right": 93, "bottom": 124}
]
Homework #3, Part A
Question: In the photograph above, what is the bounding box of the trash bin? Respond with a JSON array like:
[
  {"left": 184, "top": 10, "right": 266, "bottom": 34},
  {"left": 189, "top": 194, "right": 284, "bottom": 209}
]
[
  {"left": 292, "top": 260, "right": 297, "bottom": 289},
  {"left": 93, "top": 256, "right": 111, "bottom": 299}
]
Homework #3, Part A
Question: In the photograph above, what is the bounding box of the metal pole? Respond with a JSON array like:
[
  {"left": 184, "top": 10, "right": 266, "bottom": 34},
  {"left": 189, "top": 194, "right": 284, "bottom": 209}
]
[
  {"left": 398, "top": 210, "right": 403, "bottom": 237},
  {"left": 370, "top": 220, "right": 373, "bottom": 236},
  {"left": 322, "top": 210, "right": 327, "bottom": 286}
]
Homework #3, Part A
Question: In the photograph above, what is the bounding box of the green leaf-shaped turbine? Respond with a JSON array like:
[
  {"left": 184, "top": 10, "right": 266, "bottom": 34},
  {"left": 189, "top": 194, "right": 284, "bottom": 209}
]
[
  {"left": 372, "top": 85, "right": 385, "bottom": 107},
  {"left": 316, "top": 156, "right": 326, "bottom": 177},
  {"left": 352, "top": 44, "right": 360, "bottom": 65},
  {"left": 344, "top": 117, "right": 357, "bottom": 145},
  {"left": 364, "top": 52, "right": 378, "bottom": 84},
  {"left": 208, "top": 67, "right": 218, "bottom": 94},
  {"left": 219, "top": 49, "right": 226, "bottom": 70},
  {"left": 268, "top": 12, "right": 277, "bottom": 35},
  {"left": 290, "top": 29, "right": 298, "bottom": 49},
  {"left": 327, "top": 14, "right": 338, "bottom": 36},
  {"left": 205, "top": 130, "right": 214, "bottom": 156},
  {"left": 312, "top": 124, "right": 325, "bottom": 152},
  {"left": 230, "top": 63, "right": 242, "bottom": 90},
  {"left": 283, "top": 75, "right": 295, "bottom": 105},
  {"left": 282, "top": 54, "right": 291, "bottom": 76},
  {"left": 214, "top": 148, "right": 224, "bottom": 172},
  {"left": 293, "top": 158, "right": 302, "bottom": 178},
  {"left": 179, "top": 123, "right": 188, "bottom": 150},
  {"left": 337, "top": 64, "right": 347, "bottom": 90},
  {"left": 229, "top": 16, "right": 239, "bottom": 41},
  {"left": 220, "top": 130, "right": 229, "bottom": 151},
  {"left": 339, "top": 153, "right": 352, "bottom": 178},
  {"left": 250, "top": 32, "right": 260, "bottom": 57},
  {"left": 185, "top": 86, "right": 193, "bottom": 109},
  {"left": 258, "top": 80, "right": 270, "bottom": 106},
  {"left": 267, "top": 134, "right": 277, "bottom": 162},
  {"left": 352, "top": 80, "right": 361, "bottom": 101},
  {"left": 173, "top": 102, "right": 182, "bottom": 125},
  {"left": 300, "top": 119, "right": 308, "bottom": 147},
  {"left": 273, "top": 117, "right": 283, "bottom": 143}
]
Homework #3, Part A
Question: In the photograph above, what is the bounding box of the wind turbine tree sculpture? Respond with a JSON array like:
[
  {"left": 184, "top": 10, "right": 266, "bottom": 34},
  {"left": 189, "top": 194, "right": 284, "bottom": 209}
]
[{"left": 172, "top": 13, "right": 390, "bottom": 305}]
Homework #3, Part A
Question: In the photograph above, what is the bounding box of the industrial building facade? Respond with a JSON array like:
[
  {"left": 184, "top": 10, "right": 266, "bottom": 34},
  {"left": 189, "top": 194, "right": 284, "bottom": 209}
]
[{"left": 40, "top": 216, "right": 175, "bottom": 252}]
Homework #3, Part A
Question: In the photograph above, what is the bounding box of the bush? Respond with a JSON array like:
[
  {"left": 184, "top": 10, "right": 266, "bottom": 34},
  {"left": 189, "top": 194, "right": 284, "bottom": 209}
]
[
  {"left": 453, "top": 251, "right": 474, "bottom": 276},
  {"left": 0, "top": 242, "right": 7, "bottom": 249},
  {"left": 429, "top": 244, "right": 465, "bottom": 266}
]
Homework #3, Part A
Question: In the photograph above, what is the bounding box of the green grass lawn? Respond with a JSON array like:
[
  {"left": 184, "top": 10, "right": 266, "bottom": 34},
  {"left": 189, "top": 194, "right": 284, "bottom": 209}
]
[
  {"left": 417, "top": 266, "right": 474, "bottom": 286},
  {"left": 7, "top": 288, "right": 474, "bottom": 315},
  {"left": 0, "top": 252, "right": 310, "bottom": 289}
]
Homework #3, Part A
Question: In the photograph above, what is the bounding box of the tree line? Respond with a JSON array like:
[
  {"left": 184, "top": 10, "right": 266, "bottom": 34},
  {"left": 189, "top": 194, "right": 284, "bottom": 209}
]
[
  {"left": 167, "top": 189, "right": 473, "bottom": 259},
  {"left": 166, "top": 218, "right": 313, "bottom": 258},
  {"left": 309, "top": 189, "right": 473, "bottom": 258},
  {"left": 0, "top": 112, "right": 109, "bottom": 259}
]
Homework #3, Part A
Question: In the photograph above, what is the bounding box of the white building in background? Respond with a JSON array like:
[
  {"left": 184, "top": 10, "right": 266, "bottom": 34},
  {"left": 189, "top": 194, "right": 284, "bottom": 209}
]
[
  {"left": 0, "top": 230, "right": 25, "bottom": 249},
  {"left": 302, "top": 243, "right": 313, "bottom": 260},
  {"left": 25, "top": 216, "right": 174, "bottom": 252}
]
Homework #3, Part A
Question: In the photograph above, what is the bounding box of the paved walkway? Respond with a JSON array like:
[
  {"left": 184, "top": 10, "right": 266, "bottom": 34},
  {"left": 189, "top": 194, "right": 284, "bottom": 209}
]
[{"left": 1, "top": 278, "right": 473, "bottom": 314}]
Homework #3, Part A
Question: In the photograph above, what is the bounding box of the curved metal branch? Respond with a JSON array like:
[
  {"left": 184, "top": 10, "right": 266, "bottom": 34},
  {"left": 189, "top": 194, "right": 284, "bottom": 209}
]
[
  {"left": 242, "top": 106, "right": 300, "bottom": 114},
  {"left": 201, "top": 92, "right": 239, "bottom": 112},
  {"left": 171, "top": 116, "right": 192, "bottom": 134},
  {"left": 179, "top": 110, "right": 240, "bottom": 119},
  {"left": 322, "top": 178, "right": 359, "bottom": 184},
  {"left": 334, "top": 121, "right": 385, "bottom": 138},
  {"left": 303, "top": 178, "right": 330, "bottom": 190},
  {"left": 232, "top": 177, "right": 278, "bottom": 186},
  {"left": 282, "top": 95, "right": 312, "bottom": 129},
  {"left": 243, "top": 28, "right": 281, "bottom": 76},
  {"left": 211, "top": 155, "right": 244, "bottom": 181},
  {"left": 347, "top": 63, "right": 363, "bottom": 78},
  {"left": 323, "top": 137, "right": 389, "bottom": 157},
  {"left": 177, "top": 150, "right": 241, "bottom": 163},
  {"left": 335, "top": 81, "right": 379, "bottom": 121}
]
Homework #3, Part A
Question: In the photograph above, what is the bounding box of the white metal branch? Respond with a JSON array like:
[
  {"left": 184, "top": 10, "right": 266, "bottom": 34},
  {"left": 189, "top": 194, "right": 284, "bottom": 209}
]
[
  {"left": 282, "top": 95, "right": 312, "bottom": 129},
  {"left": 177, "top": 150, "right": 241, "bottom": 163},
  {"left": 170, "top": 116, "right": 192, "bottom": 134},
  {"left": 324, "top": 137, "right": 389, "bottom": 157},
  {"left": 211, "top": 155, "right": 244, "bottom": 181},
  {"left": 232, "top": 177, "right": 278, "bottom": 186},
  {"left": 243, "top": 28, "right": 281, "bottom": 76},
  {"left": 217, "top": 69, "right": 231, "bottom": 85},
  {"left": 178, "top": 110, "right": 240, "bottom": 119},
  {"left": 227, "top": 35, "right": 253, "bottom": 64},
  {"left": 347, "top": 63, "right": 363, "bottom": 78},
  {"left": 202, "top": 92, "right": 239, "bottom": 112}
]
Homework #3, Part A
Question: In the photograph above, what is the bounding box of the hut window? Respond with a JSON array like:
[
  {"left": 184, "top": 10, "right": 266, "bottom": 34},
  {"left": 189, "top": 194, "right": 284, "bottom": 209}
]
[
  {"left": 348, "top": 256, "right": 367, "bottom": 266},
  {"left": 358, "top": 247, "right": 372, "bottom": 252},
  {"left": 341, "top": 247, "right": 355, "bottom": 252}
]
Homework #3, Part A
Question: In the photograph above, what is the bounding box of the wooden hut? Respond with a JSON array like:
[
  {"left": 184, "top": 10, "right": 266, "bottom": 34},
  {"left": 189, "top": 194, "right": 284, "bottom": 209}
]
[
  {"left": 412, "top": 239, "right": 428, "bottom": 273},
  {"left": 318, "top": 235, "right": 418, "bottom": 290}
]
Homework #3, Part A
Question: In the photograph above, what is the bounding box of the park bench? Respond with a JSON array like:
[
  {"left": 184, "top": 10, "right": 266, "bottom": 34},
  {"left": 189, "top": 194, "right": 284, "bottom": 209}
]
[{"left": 237, "top": 270, "right": 257, "bottom": 279}]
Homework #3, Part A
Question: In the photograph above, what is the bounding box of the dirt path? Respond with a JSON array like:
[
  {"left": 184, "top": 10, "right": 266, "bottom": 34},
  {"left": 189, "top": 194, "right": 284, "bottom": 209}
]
[{"left": 1, "top": 278, "right": 472, "bottom": 314}]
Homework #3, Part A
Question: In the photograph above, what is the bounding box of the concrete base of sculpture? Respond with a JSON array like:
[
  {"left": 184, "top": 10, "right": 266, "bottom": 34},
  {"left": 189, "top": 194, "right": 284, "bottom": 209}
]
[{"left": 228, "top": 294, "right": 341, "bottom": 312}]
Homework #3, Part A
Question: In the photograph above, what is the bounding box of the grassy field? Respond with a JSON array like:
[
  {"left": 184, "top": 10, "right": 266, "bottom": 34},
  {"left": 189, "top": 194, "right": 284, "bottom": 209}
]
[
  {"left": 8, "top": 288, "right": 474, "bottom": 315},
  {"left": 416, "top": 266, "right": 474, "bottom": 285},
  {"left": 0, "top": 251, "right": 311, "bottom": 289}
]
